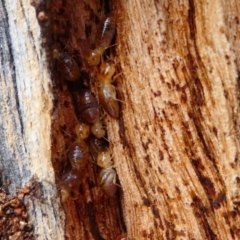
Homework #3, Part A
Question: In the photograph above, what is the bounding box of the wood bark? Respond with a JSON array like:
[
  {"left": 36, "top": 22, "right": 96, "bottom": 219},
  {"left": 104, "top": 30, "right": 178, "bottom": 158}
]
[{"left": 0, "top": 0, "right": 240, "bottom": 239}]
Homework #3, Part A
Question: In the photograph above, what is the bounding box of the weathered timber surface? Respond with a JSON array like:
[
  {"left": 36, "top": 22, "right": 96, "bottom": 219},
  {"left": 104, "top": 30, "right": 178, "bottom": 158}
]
[
  {"left": 0, "top": 0, "right": 240, "bottom": 239},
  {"left": 111, "top": 0, "right": 240, "bottom": 239},
  {"left": 0, "top": 0, "right": 65, "bottom": 239}
]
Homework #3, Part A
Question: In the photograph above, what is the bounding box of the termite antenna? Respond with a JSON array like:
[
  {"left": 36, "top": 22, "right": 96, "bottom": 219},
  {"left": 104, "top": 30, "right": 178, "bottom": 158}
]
[
  {"left": 101, "top": 136, "right": 109, "bottom": 142},
  {"left": 112, "top": 72, "right": 123, "bottom": 82},
  {"left": 113, "top": 97, "right": 125, "bottom": 104}
]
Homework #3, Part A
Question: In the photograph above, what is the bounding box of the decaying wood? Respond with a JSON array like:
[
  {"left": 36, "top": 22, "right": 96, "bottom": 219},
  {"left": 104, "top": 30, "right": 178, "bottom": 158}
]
[
  {"left": 0, "top": 0, "right": 240, "bottom": 239},
  {"left": 0, "top": 0, "right": 64, "bottom": 239},
  {"left": 112, "top": 0, "right": 240, "bottom": 239}
]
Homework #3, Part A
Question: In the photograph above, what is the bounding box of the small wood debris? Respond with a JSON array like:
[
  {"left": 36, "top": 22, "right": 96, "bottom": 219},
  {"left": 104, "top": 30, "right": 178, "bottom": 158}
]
[{"left": 0, "top": 188, "right": 34, "bottom": 240}]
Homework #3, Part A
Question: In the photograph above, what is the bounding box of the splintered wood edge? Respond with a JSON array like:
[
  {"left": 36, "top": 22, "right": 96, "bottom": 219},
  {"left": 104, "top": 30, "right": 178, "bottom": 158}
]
[
  {"left": 1, "top": 0, "right": 240, "bottom": 239},
  {"left": 106, "top": 0, "right": 240, "bottom": 239},
  {"left": 0, "top": 0, "right": 65, "bottom": 238}
]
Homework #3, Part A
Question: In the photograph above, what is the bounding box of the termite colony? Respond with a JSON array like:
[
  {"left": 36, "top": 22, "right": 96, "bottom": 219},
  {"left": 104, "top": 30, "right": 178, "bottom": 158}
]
[
  {"left": 32, "top": 1, "right": 126, "bottom": 239},
  {"left": 53, "top": 14, "right": 120, "bottom": 201}
]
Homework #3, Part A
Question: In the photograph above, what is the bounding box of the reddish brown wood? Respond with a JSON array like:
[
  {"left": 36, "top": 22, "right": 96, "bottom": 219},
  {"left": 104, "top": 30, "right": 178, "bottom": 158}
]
[{"left": 1, "top": 0, "right": 240, "bottom": 239}]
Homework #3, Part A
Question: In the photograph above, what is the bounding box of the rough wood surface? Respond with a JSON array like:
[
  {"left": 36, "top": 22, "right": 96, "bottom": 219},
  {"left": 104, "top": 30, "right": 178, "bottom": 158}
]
[
  {"left": 0, "top": 0, "right": 64, "bottom": 239},
  {"left": 112, "top": 0, "right": 240, "bottom": 239},
  {"left": 0, "top": 0, "right": 240, "bottom": 239}
]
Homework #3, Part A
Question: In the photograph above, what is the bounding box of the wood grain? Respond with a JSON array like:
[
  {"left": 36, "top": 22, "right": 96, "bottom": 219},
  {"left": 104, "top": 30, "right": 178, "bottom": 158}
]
[
  {"left": 0, "top": 0, "right": 64, "bottom": 239},
  {"left": 0, "top": 0, "right": 240, "bottom": 239},
  {"left": 112, "top": 0, "right": 240, "bottom": 239}
]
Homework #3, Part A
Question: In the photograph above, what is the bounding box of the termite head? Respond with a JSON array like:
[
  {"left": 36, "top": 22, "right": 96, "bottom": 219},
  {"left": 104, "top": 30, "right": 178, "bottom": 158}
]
[
  {"left": 95, "top": 15, "right": 116, "bottom": 51},
  {"left": 60, "top": 186, "right": 70, "bottom": 202},
  {"left": 98, "top": 60, "right": 116, "bottom": 83},
  {"left": 86, "top": 48, "right": 102, "bottom": 66},
  {"left": 60, "top": 185, "right": 80, "bottom": 202},
  {"left": 97, "top": 151, "right": 113, "bottom": 169},
  {"left": 91, "top": 120, "right": 106, "bottom": 139},
  {"left": 99, "top": 168, "right": 117, "bottom": 196},
  {"left": 75, "top": 122, "right": 90, "bottom": 140}
]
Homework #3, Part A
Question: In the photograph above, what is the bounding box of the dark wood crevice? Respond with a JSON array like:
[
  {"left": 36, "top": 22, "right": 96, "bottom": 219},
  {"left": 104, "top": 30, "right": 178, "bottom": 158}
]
[
  {"left": 42, "top": 0, "right": 126, "bottom": 239},
  {"left": 1, "top": 0, "right": 240, "bottom": 239}
]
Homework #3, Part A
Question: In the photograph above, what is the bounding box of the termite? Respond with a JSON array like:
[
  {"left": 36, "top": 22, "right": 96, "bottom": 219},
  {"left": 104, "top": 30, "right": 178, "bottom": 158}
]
[
  {"left": 60, "top": 168, "right": 82, "bottom": 202},
  {"left": 78, "top": 89, "right": 107, "bottom": 138},
  {"left": 97, "top": 59, "right": 119, "bottom": 118},
  {"left": 60, "top": 122, "right": 90, "bottom": 201},
  {"left": 97, "top": 150, "right": 118, "bottom": 196},
  {"left": 53, "top": 49, "right": 80, "bottom": 81},
  {"left": 89, "top": 135, "right": 109, "bottom": 161},
  {"left": 86, "top": 15, "right": 116, "bottom": 66},
  {"left": 68, "top": 122, "right": 91, "bottom": 171}
]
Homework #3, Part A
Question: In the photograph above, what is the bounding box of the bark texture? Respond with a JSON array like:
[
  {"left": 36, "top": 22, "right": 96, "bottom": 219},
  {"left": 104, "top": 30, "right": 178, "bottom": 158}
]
[
  {"left": 112, "top": 1, "right": 240, "bottom": 239},
  {"left": 0, "top": 0, "right": 240, "bottom": 239},
  {"left": 0, "top": 0, "right": 64, "bottom": 239}
]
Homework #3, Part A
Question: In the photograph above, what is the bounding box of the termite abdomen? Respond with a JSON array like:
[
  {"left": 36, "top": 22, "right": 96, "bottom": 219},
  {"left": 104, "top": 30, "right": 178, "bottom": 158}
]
[
  {"left": 99, "top": 168, "right": 117, "bottom": 197},
  {"left": 57, "top": 53, "right": 81, "bottom": 81},
  {"left": 99, "top": 84, "right": 119, "bottom": 118},
  {"left": 60, "top": 168, "right": 82, "bottom": 201},
  {"left": 79, "top": 89, "right": 100, "bottom": 124},
  {"left": 95, "top": 15, "right": 116, "bottom": 50},
  {"left": 86, "top": 15, "right": 116, "bottom": 66},
  {"left": 67, "top": 141, "right": 90, "bottom": 171},
  {"left": 90, "top": 136, "right": 109, "bottom": 154},
  {"left": 90, "top": 136, "right": 109, "bottom": 162}
]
